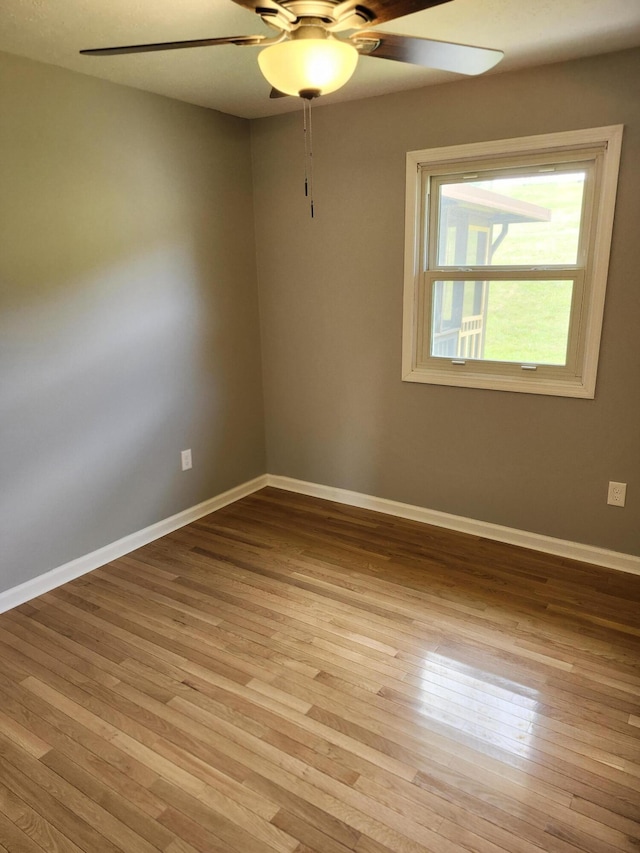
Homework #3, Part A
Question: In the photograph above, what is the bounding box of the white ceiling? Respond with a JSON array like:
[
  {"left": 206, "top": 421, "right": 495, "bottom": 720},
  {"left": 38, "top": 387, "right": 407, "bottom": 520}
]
[{"left": 2, "top": 0, "right": 640, "bottom": 119}]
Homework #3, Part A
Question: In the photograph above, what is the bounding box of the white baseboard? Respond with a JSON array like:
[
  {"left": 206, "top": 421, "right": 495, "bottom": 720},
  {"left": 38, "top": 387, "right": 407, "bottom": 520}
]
[
  {"left": 2, "top": 471, "right": 638, "bottom": 615},
  {"left": 0, "top": 475, "right": 268, "bottom": 615},
  {"left": 267, "top": 475, "right": 640, "bottom": 577}
]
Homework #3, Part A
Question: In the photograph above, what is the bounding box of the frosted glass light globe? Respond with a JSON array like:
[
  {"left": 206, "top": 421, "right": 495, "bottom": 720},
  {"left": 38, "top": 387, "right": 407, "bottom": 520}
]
[{"left": 258, "top": 38, "right": 358, "bottom": 97}]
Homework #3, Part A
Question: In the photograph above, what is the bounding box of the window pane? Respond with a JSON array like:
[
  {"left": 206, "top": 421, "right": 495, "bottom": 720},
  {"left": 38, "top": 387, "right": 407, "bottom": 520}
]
[
  {"left": 431, "top": 280, "right": 573, "bottom": 365},
  {"left": 437, "top": 172, "right": 586, "bottom": 267}
]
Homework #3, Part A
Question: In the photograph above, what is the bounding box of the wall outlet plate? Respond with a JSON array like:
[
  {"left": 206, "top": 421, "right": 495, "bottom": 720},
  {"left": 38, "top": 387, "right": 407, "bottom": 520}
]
[
  {"left": 181, "top": 449, "right": 192, "bottom": 471},
  {"left": 607, "top": 481, "right": 626, "bottom": 507}
]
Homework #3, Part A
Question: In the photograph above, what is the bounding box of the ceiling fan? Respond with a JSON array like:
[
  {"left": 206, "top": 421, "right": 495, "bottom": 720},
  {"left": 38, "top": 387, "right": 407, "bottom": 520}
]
[{"left": 80, "top": 0, "right": 504, "bottom": 100}]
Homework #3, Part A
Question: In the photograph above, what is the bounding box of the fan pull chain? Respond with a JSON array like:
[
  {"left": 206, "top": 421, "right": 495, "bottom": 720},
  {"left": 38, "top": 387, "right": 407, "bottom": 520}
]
[{"left": 302, "top": 96, "right": 315, "bottom": 218}]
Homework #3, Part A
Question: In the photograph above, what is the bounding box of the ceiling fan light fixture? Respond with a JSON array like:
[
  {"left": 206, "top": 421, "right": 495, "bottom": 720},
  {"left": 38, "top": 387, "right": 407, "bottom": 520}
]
[{"left": 258, "top": 37, "right": 358, "bottom": 97}]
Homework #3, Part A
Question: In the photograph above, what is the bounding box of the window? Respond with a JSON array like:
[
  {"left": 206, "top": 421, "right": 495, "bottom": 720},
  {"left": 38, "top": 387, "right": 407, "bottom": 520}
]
[{"left": 402, "top": 126, "right": 623, "bottom": 397}]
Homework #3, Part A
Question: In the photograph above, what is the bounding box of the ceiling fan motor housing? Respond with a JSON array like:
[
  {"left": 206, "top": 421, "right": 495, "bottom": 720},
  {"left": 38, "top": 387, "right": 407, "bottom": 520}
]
[{"left": 259, "top": 0, "right": 375, "bottom": 32}]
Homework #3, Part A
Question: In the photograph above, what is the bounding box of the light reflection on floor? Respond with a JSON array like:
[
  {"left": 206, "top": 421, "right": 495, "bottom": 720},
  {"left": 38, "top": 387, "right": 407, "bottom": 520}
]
[{"left": 412, "top": 652, "right": 540, "bottom": 757}]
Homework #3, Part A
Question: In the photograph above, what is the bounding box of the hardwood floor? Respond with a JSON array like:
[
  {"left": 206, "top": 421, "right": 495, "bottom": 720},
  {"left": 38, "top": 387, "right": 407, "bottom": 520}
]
[{"left": 1, "top": 486, "right": 639, "bottom": 853}]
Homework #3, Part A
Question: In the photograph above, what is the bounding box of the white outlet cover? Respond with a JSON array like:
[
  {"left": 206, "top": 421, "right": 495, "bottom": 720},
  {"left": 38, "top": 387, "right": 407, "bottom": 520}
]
[
  {"left": 181, "top": 449, "right": 192, "bottom": 471},
  {"left": 607, "top": 481, "right": 626, "bottom": 507}
]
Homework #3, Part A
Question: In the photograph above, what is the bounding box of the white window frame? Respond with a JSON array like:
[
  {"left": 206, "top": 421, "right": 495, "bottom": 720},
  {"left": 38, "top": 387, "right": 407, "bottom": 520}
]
[{"left": 402, "top": 126, "right": 623, "bottom": 398}]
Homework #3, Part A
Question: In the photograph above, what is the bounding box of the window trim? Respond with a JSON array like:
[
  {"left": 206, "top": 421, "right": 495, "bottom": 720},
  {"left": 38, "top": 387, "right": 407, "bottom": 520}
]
[{"left": 402, "top": 126, "right": 623, "bottom": 398}]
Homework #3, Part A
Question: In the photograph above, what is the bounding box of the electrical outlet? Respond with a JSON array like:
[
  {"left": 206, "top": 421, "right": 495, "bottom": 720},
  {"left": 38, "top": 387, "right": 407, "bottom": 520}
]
[
  {"left": 181, "top": 449, "right": 192, "bottom": 471},
  {"left": 607, "top": 481, "right": 626, "bottom": 507}
]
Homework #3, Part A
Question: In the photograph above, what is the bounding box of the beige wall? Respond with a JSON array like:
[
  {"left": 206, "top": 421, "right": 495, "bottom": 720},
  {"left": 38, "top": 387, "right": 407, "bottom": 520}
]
[
  {"left": 251, "top": 48, "right": 640, "bottom": 556},
  {"left": 0, "top": 52, "right": 265, "bottom": 592}
]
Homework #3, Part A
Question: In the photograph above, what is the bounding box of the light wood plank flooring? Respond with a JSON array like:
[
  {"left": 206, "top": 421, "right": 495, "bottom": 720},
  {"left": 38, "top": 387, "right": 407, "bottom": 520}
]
[{"left": 1, "top": 486, "right": 639, "bottom": 853}]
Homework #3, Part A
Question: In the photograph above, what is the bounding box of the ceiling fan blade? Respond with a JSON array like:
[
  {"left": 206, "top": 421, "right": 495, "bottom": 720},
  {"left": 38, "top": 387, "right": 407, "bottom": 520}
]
[
  {"left": 229, "top": 0, "right": 297, "bottom": 23},
  {"left": 80, "top": 34, "right": 265, "bottom": 56},
  {"left": 230, "top": 0, "right": 285, "bottom": 11},
  {"left": 355, "top": 0, "right": 451, "bottom": 26},
  {"left": 230, "top": 0, "right": 451, "bottom": 27},
  {"left": 353, "top": 31, "right": 503, "bottom": 75},
  {"left": 270, "top": 87, "right": 290, "bottom": 98}
]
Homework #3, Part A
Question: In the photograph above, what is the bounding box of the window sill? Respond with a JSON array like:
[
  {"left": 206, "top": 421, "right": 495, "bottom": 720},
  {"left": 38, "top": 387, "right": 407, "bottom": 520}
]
[{"left": 402, "top": 365, "right": 595, "bottom": 398}]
